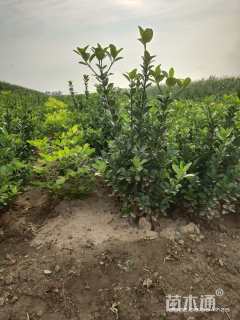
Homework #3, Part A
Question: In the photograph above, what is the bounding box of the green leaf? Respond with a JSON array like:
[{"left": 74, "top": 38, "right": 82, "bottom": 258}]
[
  {"left": 155, "top": 65, "right": 161, "bottom": 76},
  {"left": 176, "top": 79, "right": 184, "bottom": 87},
  {"left": 183, "top": 77, "right": 191, "bottom": 87},
  {"left": 109, "top": 44, "right": 117, "bottom": 58},
  {"left": 138, "top": 26, "right": 153, "bottom": 44},
  {"left": 132, "top": 156, "right": 147, "bottom": 172},
  {"left": 89, "top": 53, "right": 95, "bottom": 62},
  {"left": 172, "top": 163, "right": 179, "bottom": 174},
  {"left": 74, "top": 46, "right": 90, "bottom": 62},
  {"left": 93, "top": 159, "right": 107, "bottom": 176},
  {"left": 109, "top": 44, "right": 123, "bottom": 60},
  {"left": 129, "top": 68, "right": 138, "bottom": 80},
  {"left": 93, "top": 44, "right": 108, "bottom": 60},
  {"left": 169, "top": 67, "right": 175, "bottom": 78},
  {"left": 150, "top": 65, "right": 166, "bottom": 83},
  {"left": 55, "top": 176, "right": 66, "bottom": 185},
  {"left": 166, "top": 77, "right": 177, "bottom": 87}
]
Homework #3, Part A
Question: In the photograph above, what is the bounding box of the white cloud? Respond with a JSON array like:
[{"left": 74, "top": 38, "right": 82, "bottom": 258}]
[{"left": 113, "top": 0, "right": 144, "bottom": 8}]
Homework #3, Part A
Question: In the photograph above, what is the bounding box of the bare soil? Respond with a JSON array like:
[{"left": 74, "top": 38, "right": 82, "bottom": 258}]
[{"left": 0, "top": 188, "right": 240, "bottom": 320}]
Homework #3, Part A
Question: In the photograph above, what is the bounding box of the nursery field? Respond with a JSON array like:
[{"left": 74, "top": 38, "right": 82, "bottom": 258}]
[{"left": 0, "top": 27, "right": 240, "bottom": 319}]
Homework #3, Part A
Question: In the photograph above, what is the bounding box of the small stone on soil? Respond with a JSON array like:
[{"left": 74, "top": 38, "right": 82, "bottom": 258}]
[
  {"left": 0, "top": 297, "right": 5, "bottom": 306},
  {"left": 143, "top": 278, "right": 153, "bottom": 289},
  {"left": 54, "top": 265, "right": 61, "bottom": 273},
  {"left": 10, "top": 295, "right": 18, "bottom": 304},
  {"left": 219, "top": 258, "right": 224, "bottom": 267},
  {"left": 180, "top": 222, "right": 200, "bottom": 235},
  {"left": 43, "top": 269, "right": 52, "bottom": 275}
]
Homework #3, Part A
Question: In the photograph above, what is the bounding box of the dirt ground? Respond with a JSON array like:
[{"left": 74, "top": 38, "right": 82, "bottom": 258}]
[{"left": 0, "top": 187, "right": 240, "bottom": 320}]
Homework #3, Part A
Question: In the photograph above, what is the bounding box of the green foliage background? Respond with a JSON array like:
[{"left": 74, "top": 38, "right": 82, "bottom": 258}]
[{"left": 0, "top": 27, "right": 240, "bottom": 221}]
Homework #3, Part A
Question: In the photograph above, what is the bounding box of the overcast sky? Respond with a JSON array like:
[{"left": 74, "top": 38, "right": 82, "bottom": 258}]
[{"left": 0, "top": 0, "right": 239, "bottom": 93}]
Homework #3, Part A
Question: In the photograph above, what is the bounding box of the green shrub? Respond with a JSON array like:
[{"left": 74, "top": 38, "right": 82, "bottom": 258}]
[
  {"left": 75, "top": 27, "right": 192, "bottom": 220},
  {"left": 148, "top": 76, "right": 240, "bottom": 100},
  {"left": 169, "top": 95, "right": 240, "bottom": 213},
  {"left": 0, "top": 159, "right": 28, "bottom": 208},
  {"left": 29, "top": 125, "right": 96, "bottom": 197},
  {"left": 75, "top": 26, "right": 240, "bottom": 221},
  {"left": 0, "top": 127, "right": 30, "bottom": 208}
]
